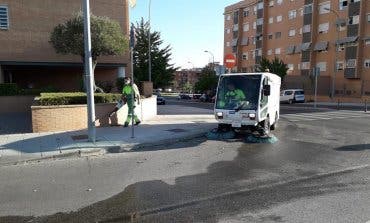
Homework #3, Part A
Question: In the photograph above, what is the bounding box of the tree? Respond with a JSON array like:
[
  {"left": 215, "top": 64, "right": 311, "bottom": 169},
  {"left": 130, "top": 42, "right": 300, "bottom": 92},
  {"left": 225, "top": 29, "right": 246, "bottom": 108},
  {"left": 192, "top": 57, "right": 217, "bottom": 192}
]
[
  {"left": 50, "top": 12, "right": 128, "bottom": 92},
  {"left": 257, "top": 57, "right": 289, "bottom": 86},
  {"left": 183, "top": 82, "right": 194, "bottom": 93},
  {"left": 194, "top": 65, "right": 218, "bottom": 93},
  {"left": 133, "top": 18, "right": 177, "bottom": 89}
]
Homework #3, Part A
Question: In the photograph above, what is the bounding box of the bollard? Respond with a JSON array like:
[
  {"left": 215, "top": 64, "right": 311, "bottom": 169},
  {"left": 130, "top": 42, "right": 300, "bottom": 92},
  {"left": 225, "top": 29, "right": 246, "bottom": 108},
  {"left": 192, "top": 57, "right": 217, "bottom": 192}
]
[
  {"left": 337, "top": 99, "right": 340, "bottom": 110},
  {"left": 365, "top": 100, "right": 368, "bottom": 113}
]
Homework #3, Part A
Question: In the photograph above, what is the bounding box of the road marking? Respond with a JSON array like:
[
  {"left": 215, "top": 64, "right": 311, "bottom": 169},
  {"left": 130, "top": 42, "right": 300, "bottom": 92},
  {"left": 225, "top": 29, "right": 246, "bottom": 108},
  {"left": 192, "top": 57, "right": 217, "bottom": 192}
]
[{"left": 282, "top": 110, "right": 370, "bottom": 122}]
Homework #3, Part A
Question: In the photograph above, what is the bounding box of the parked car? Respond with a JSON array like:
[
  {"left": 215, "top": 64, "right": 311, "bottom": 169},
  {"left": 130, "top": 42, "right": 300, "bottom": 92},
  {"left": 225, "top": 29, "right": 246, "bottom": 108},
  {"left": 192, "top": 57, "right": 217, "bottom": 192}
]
[
  {"left": 154, "top": 92, "right": 166, "bottom": 105},
  {"left": 280, "top": 89, "right": 305, "bottom": 104},
  {"left": 177, "top": 93, "right": 191, "bottom": 100}
]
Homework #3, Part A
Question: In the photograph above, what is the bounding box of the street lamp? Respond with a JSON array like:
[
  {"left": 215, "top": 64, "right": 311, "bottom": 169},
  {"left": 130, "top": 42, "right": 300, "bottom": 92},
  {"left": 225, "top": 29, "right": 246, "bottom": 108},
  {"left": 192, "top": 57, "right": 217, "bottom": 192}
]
[
  {"left": 204, "top": 50, "right": 215, "bottom": 69},
  {"left": 148, "top": 0, "right": 152, "bottom": 82},
  {"left": 187, "top": 61, "right": 194, "bottom": 70},
  {"left": 324, "top": 7, "right": 340, "bottom": 98}
]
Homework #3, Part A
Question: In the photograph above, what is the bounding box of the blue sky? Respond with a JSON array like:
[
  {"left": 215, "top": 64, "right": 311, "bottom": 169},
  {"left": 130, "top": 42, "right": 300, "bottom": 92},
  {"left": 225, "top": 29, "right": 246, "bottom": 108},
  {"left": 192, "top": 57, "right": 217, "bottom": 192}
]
[{"left": 129, "top": 0, "right": 236, "bottom": 69}]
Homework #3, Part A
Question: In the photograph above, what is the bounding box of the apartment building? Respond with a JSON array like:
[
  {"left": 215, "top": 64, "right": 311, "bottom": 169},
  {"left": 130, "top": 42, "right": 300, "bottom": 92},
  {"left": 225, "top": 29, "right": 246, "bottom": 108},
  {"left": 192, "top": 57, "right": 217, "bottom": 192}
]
[
  {"left": 0, "top": 0, "right": 129, "bottom": 91},
  {"left": 173, "top": 69, "right": 202, "bottom": 92},
  {"left": 224, "top": 0, "right": 370, "bottom": 98}
]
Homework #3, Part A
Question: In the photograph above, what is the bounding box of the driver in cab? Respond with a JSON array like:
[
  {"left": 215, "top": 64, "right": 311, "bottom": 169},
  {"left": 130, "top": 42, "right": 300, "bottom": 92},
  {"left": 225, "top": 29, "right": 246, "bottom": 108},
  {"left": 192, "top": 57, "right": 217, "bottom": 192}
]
[{"left": 218, "top": 82, "right": 246, "bottom": 109}]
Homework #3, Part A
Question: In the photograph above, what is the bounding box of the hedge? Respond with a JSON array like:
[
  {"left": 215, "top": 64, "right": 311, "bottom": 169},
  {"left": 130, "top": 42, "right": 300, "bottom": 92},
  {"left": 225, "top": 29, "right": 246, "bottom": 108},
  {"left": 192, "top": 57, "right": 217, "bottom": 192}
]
[{"left": 38, "top": 92, "right": 122, "bottom": 106}]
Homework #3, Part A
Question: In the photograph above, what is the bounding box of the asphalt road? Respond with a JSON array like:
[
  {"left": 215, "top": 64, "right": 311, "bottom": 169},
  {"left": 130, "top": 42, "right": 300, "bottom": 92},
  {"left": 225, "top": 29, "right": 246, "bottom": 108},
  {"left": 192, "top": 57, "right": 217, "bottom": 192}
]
[{"left": 1, "top": 101, "right": 370, "bottom": 222}]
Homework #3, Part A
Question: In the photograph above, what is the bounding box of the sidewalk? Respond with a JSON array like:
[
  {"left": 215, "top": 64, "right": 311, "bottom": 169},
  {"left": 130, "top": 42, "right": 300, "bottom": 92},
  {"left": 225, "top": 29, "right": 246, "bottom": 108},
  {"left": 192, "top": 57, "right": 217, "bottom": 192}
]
[{"left": 0, "top": 114, "right": 217, "bottom": 166}]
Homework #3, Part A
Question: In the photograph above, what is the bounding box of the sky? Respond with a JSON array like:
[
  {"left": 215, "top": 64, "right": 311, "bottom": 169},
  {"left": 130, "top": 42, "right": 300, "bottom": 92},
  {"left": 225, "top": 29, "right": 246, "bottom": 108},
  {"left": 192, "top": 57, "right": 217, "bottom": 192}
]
[{"left": 129, "top": 0, "right": 237, "bottom": 70}]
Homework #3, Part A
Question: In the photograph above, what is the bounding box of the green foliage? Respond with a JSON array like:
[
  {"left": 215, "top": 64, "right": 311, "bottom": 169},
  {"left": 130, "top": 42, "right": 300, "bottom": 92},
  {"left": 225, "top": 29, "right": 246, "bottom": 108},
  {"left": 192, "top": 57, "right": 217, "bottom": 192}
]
[
  {"left": 256, "top": 57, "right": 289, "bottom": 85},
  {"left": 183, "top": 82, "right": 194, "bottom": 93},
  {"left": 50, "top": 12, "right": 128, "bottom": 62},
  {"left": 133, "top": 18, "right": 178, "bottom": 88},
  {"left": 194, "top": 65, "right": 218, "bottom": 93},
  {"left": 38, "top": 92, "right": 121, "bottom": 106},
  {"left": 0, "top": 83, "right": 20, "bottom": 96}
]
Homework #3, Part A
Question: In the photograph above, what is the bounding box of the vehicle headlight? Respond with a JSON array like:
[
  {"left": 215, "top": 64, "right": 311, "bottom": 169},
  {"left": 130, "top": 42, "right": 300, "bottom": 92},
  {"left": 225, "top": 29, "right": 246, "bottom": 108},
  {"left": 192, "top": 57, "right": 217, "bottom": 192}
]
[
  {"left": 249, "top": 113, "right": 256, "bottom": 120},
  {"left": 216, "top": 112, "right": 223, "bottom": 119}
]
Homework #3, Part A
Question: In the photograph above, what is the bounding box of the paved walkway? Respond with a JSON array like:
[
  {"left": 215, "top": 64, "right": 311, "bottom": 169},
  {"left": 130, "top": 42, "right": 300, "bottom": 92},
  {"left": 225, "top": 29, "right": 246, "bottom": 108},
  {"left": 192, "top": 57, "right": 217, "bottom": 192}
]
[{"left": 0, "top": 114, "right": 217, "bottom": 165}]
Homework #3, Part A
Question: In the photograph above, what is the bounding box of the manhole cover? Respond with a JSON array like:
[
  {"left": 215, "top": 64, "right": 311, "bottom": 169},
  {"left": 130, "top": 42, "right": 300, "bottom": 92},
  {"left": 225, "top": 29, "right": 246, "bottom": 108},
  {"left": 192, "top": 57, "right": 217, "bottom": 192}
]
[
  {"left": 71, "top": 134, "right": 88, "bottom": 141},
  {"left": 166, "top": 128, "right": 187, "bottom": 133}
]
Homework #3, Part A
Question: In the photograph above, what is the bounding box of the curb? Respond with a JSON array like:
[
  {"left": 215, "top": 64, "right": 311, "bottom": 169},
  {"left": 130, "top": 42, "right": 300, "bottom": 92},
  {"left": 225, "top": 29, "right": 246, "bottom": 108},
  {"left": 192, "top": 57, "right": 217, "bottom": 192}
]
[{"left": 0, "top": 130, "right": 210, "bottom": 167}]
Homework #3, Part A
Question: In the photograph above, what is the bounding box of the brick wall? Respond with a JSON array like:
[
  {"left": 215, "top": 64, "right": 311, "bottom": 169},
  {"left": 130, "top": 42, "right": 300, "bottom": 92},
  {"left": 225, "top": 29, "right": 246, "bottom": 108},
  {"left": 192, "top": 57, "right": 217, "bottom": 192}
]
[{"left": 31, "top": 97, "right": 157, "bottom": 133}]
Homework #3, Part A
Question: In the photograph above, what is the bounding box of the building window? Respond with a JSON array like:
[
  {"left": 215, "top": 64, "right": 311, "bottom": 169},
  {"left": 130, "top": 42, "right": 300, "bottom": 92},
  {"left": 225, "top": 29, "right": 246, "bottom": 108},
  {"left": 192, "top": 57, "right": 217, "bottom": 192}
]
[
  {"left": 0, "top": 5, "right": 9, "bottom": 30},
  {"left": 348, "top": 15, "right": 360, "bottom": 25},
  {"left": 243, "top": 23, "right": 249, "bottom": 32},
  {"left": 275, "top": 32, "right": 282, "bottom": 39},
  {"left": 346, "top": 59, "right": 356, "bottom": 68},
  {"left": 303, "top": 24, "right": 311, "bottom": 33},
  {"left": 365, "top": 39, "right": 370, "bottom": 46},
  {"left": 318, "top": 23, "right": 329, "bottom": 33},
  {"left": 252, "top": 36, "right": 256, "bottom": 45},
  {"left": 316, "top": 62, "right": 327, "bottom": 72},
  {"left": 288, "top": 64, "right": 294, "bottom": 71},
  {"left": 242, "top": 53, "right": 248, "bottom": 60},
  {"left": 226, "top": 14, "right": 231, "bottom": 20},
  {"left": 233, "top": 11, "right": 239, "bottom": 24},
  {"left": 304, "top": 4, "right": 313, "bottom": 14},
  {"left": 299, "top": 8, "right": 304, "bottom": 16},
  {"left": 257, "top": 2, "right": 264, "bottom": 10},
  {"left": 276, "top": 15, "right": 283, "bottom": 22},
  {"left": 275, "top": 48, "right": 281, "bottom": 55},
  {"left": 337, "top": 61, "right": 344, "bottom": 70},
  {"left": 226, "top": 42, "right": 230, "bottom": 47},
  {"left": 267, "top": 49, "right": 273, "bottom": 55},
  {"left": 253, "top": 6, "right": 257, "bottom": 15},
  {"left": 256, "top": 18, "right": 264, "bottom": 26},
  {"left": 368, "top": 13, "right": 370, "bottom": 22},
  {"left": 269, "top": 0, "right": 274, "bottom": 7},
  {"left": 339, "top": 0, "right": 348, "bottom": 10},
  {"left": 243, "top": 8, "right": 249, "bottom": 17},
  {"left": 269, "top": 17, "right": 274, "bottom": 24},
  {"left": 339, "top": 23, "right": 346, "bottom": 31},
  {"left": 276, "top": 0, "right": 283, "bottom": 5},
  {"left": 364, "top": 59, "right": 370, "bottom": 68},
  {"left": 257, "top": 49, "right": 262, "bottom": 56},
  {"left": 232, "top": 46, "right": 237, "bottom": 53},
  {"left": 233, "top": 31, "right": 238, "bottom": 39},
  {"left": 288, "top": 10, "right": 297, "bottom": 19},
  {"left": 288, "top": 29, "right": 296, "bottom": 37},
  {"left": 299, "top": 28, "right": 302, "bottom": 35},
  {"left": 252, "top": 50, "right": 255, "bottom": 59},
  {"left": 298, "top": 63, "right": 301, "bottom": 70},
  {"left": 226, "top": 28, "right": 230, "bottom": 34},
  {"left": 253, "top": 22, "right": 256, "bottom": 29},
  {"left": 268, "top": 33, "right": 273, "bottom": 39},
  {"left": 301, "top": 62, "right": 310, "bottom": 70},
  {"left": 319, "top": 2, "right": 331, "bottom": 14}
]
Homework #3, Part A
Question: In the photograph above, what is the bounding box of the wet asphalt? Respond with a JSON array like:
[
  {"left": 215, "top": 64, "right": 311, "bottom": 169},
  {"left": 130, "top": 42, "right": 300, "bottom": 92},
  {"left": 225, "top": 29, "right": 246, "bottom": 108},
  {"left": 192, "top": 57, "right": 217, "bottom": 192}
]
[{"left": 1, "top": 101, "right": 370, "bottom": 223}]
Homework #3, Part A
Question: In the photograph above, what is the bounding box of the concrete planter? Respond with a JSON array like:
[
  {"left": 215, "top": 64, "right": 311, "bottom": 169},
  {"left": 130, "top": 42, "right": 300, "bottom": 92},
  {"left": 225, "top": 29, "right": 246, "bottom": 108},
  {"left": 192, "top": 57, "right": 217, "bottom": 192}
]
[
  {"left": 0, "top": 96, "right": 35, "bottom": 113},
  {"left": 31, "top": 96, "right": 157, "bottom": 133}
]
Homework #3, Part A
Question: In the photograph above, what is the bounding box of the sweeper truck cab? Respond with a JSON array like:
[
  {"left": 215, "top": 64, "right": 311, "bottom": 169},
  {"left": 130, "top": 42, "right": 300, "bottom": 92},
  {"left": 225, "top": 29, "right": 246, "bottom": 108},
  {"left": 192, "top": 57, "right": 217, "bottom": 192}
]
[{"left": 214, "top": 73, "right": 281, "bottom": 135}]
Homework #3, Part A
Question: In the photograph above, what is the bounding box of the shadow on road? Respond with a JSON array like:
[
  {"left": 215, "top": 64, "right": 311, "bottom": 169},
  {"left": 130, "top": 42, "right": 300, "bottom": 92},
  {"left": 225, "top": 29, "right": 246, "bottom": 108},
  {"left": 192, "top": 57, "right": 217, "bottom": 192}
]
[{"left": 334, "top": 144, "right": 370, "bottom": 152}]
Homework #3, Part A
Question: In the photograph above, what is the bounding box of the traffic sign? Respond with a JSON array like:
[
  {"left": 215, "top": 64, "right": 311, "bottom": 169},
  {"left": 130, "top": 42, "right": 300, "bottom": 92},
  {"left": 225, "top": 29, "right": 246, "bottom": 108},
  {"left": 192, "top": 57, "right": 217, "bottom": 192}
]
[{"left": 224, "top": 54, "right": 236, "bottom": 69}]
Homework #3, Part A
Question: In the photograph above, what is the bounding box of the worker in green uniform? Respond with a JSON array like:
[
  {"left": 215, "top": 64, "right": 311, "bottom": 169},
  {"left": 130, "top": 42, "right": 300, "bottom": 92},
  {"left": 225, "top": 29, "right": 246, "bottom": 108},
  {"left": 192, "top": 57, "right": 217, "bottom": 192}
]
[
  {"left": 224, "top": 82, "right": 246, "bottom": 108},
  {"left": 122, "top": 77, "right": 141, "bottom": 127}
]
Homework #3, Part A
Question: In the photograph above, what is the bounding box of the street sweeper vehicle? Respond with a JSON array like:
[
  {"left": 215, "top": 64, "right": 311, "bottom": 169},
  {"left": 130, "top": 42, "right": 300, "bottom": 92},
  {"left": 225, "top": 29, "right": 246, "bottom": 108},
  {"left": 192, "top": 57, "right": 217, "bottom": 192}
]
[{"left": 214, "top": 72, "right": 281, "bottom": 136}]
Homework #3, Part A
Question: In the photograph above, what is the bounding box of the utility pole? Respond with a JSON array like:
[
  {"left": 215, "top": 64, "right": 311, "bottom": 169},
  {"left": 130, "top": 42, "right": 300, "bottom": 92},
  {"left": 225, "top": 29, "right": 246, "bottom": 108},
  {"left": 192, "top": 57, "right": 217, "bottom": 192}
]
[
  {"left": 130, "top": 25, "right": 135, "bottom": 138},
  {"left": 83, "top": 0, "right": 96, "bottom": 143}
]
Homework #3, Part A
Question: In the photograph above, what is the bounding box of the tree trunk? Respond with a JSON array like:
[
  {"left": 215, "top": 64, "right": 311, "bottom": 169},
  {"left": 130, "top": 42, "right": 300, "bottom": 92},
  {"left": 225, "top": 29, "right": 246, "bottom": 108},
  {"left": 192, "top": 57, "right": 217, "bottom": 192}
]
[{"left": 92, "top": 60, "right": 104, "bottom": 93}]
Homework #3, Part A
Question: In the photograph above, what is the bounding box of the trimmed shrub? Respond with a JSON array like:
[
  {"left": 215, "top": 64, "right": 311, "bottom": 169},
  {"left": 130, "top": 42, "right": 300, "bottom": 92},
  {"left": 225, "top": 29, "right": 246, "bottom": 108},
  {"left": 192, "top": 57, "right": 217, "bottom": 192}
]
[
  {"left": 0, "top": 83, "right": 20, "bottom": 96},
  {"left": 38, "top": 92, "right": 121, "bottom": 106}
]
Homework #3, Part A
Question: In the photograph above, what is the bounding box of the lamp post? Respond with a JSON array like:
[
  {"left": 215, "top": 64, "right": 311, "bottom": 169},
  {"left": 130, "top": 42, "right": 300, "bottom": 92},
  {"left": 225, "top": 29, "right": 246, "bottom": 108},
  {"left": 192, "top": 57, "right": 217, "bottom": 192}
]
[
  {"left": 204, "top": 50, "right": 215, "bottom": 70},
  {"left": 148, "top": 0, "right": 152, "bottom": 82},
  {"left": 83, "top": 0, "right": 96, "bottom": 143},
  {"left": 187, "top": 61, "right": 194, "bottom": 70},
  {"left": 324, "top": 7, "right": 340, "bottom": 98}
]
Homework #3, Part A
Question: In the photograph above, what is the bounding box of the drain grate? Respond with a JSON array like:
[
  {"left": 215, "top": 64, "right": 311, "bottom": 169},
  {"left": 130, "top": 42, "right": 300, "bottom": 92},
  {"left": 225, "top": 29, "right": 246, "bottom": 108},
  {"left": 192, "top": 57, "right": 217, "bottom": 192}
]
[
  {"left": 165, "top": 128, "right": 187, "bottom": 133},
  {"left": 71, "top": 134, "right": 88, "bottom": 141}
]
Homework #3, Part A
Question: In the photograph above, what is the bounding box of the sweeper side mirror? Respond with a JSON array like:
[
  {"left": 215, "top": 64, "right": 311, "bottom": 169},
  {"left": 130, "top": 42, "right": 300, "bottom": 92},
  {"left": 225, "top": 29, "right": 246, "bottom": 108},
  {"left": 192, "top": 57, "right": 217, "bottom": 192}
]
[{"left": 263, "top": 85, "right": 271, "bottom": 96}]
